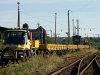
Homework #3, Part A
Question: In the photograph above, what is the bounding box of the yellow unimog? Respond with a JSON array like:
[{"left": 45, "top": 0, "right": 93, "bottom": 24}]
[{"left": 0, "top": 29, "right": 39, "bottom": 64}]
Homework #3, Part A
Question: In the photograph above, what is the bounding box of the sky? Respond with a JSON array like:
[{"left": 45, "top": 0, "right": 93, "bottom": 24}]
[{"left": 0, "top": 0, "right": 100, "bottom": 37}]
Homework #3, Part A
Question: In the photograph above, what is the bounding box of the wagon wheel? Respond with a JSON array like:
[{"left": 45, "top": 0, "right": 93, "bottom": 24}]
[{"left": 36, "top": 50, "right": 41, "bottom": 55}]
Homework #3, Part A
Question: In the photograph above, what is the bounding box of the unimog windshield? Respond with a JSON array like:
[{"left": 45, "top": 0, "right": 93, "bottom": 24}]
[{"left": 4, "top": 31, "right": 25, "bottom": 45}]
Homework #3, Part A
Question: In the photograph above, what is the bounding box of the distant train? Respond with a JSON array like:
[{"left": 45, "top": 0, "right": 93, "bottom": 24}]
[{"left": 0, "top": 24, "right": 90, "bottom": 64}]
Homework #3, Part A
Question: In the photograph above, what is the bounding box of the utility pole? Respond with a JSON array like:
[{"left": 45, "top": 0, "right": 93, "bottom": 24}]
[
  {"left": 37, "top": 23, "right": 40, "bottom": 28},
  {"left": 76, "top": 19, "right": 79, "bottom": 35},
  {"left": 72, "top": 19, "right": 75, "bottom": 36},
  {"left": 68, "top": 10, "right": 71, "bottom": 44},
  {"left": 55, "top": 13, "right": 57, "bottom": 44},
  {"left": 50, "top": 29, "right": 52, "bottom": 37},
  {"left": 17, "top": 2, "right": 20, "bottom": 29},
  {"left": 75, "top": 26, "right": 76, "bottom": 35}
]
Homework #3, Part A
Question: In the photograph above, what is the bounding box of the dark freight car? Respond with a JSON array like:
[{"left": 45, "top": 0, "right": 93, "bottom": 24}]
[{"left": 72, "top": 35, "right": 81, "bottom": 45}]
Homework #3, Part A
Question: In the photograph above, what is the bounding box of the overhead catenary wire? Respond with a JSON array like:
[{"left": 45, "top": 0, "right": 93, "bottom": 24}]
[
  {"left": 72, "top": 0, "right": 95, "bottom": 12},
  {"left": 16, "top": 0, "right": 98, "bottom": 37}
]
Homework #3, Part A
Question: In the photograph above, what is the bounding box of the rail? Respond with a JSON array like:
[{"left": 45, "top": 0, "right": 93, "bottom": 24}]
[{"left": 49, "top": 54, "right": 100, "bottom": 75}]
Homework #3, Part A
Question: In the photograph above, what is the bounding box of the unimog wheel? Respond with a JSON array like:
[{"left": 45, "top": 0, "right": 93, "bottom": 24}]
[
  {"left": 21, "top": 52, "right": 27, "bottom": 62},
  {"left": 2, "top": 47, "right": 16, "bottom": 65}
]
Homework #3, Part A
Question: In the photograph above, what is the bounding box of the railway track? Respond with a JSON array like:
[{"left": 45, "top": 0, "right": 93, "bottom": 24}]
[{"left": 49, "top": 54, "right": 100, "bottom": 75}]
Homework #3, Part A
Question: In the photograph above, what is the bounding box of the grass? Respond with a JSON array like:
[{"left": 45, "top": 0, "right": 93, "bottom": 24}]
[
  {"left": 0, "top": 55, "right": 64, "bottom": 75},
  {"left": 0, "top": 47, "right": 99, "bottom": 75}
]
